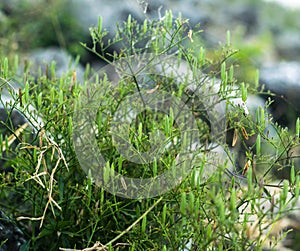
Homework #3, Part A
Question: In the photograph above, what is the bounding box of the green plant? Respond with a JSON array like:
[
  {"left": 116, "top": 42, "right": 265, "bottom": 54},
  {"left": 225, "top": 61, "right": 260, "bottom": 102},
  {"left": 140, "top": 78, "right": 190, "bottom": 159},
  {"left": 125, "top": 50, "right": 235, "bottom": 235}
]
[{"left": 0, "top": 11, "right": 300, "bottom": 251}]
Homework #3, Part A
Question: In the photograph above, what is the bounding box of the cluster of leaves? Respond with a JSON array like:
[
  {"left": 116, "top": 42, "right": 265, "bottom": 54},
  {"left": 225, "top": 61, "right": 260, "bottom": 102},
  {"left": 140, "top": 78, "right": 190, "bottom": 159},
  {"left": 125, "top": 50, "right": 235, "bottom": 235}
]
[{"left": 0, "top": 11, "right": 300, "bottom": 251}]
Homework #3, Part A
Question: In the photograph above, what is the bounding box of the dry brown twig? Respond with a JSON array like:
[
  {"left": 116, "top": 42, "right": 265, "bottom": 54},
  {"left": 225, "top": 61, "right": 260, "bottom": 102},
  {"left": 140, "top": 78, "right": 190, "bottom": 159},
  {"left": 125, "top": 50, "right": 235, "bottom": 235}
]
[{"left": 17, "top": 128, "right": 69, "bottom": 228}]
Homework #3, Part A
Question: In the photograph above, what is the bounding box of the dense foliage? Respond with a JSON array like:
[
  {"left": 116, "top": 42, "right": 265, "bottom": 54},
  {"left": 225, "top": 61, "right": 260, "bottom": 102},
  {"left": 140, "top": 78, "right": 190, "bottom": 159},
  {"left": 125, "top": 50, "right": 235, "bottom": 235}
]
[{"left": 1, "top": 9, "right": 300, "bottom": 251}]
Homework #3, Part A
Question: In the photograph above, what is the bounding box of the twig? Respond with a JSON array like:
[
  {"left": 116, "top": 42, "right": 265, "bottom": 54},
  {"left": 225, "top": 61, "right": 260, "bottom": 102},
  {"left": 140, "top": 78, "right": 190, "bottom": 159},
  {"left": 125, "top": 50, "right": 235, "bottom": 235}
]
[{"left": 18, "top": 129, "right": 68, "bottom": 228}]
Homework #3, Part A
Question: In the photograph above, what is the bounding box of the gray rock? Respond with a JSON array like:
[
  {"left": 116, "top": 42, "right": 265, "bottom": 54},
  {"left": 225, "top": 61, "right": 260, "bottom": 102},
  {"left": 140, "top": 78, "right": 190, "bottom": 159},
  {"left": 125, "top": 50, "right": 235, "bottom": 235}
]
[
  {"left": 24, "top": 47, "right": 85, "bottom": 83},
  {"left": 260, "top": 61, "right": 300, "bottom": 121},
  {"left": 69, "top": 0, "right": 210, "bottom": 55},
  {"left": 0, "top": 210, "right": 27, "bottom": 251},
  {"left": 260, "top": 62, "right": 300, "bottom": 96},
  {"left": 275, "top": 32, "right": 300, "bottom": 61},
  {"left": 67, "top": 0, "right": 258, "bottom": 53},
  {"left": 70, "top": 0, "right": 144, "bottom": 35}
]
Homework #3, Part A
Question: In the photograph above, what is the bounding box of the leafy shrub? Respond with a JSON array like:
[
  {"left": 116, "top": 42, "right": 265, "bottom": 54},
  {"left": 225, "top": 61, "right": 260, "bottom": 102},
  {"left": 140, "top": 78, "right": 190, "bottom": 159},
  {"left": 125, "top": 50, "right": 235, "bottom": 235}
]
[{"left": 0, "top": 11, "right": 300, "bottom": 251}]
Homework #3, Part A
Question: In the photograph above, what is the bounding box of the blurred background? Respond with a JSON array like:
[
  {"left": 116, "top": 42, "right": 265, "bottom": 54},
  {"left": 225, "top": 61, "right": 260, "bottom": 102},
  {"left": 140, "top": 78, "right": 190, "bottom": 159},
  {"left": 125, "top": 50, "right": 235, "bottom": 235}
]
[{"left": 1, "top": 0, "right": 300, "bottom": 129}]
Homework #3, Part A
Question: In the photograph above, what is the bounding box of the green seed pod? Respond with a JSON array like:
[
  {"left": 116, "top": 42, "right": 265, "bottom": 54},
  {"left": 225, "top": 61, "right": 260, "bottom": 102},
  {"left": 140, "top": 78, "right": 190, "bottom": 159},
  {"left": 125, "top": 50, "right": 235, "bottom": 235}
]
[
  {"left": 141, "top": 216, "right": 147, "bottom": 234},
  {"left": 296, "top": 118, "right": 300, "bottom": 138},
  {"left": 219, "top": 198, "right": 225, "bottom": 222},
  {"left": 255, "top": 69, "right": 259, "bottom": 89},
  {"left": 291, "top": 165, "right": 295, "bottom": 184},
  {"left": 226, "top": 30, "right": 231, "bottom": 46},
  {"left": 282, "top": 179, "right": 289, "bottom": 203},
  {"left": 118, "top": 156, "right": 123, "bottom": 173},
  {"left": 221, "top": 62, "right": 226, "bottom": 81},
  {"left": 84, "top": 63, "right": 90, "bottom": 80},
  {"left": 230, "top": 188, "right": 236, "bottom": 211},
  {"left": 260, "top": 107, "right": 265, "bottom": 128},
  {"left": 33, "top": 147, "right": 37, "bottom": 163},
  {"left": 162, "top": 203, "right": 167, "bottom": 225},
  {"left": 25, "top": 81, "right": 30, "bottom": 103},
  {"left": 97, "top": 16, "right": 102, "bottom": 34},
  {"left": 189, "top": 191, "right": 195, "bottom": 212},
  {"left": 206, "top": 224, "right": 212, "bottom": 239},
  {"left": 153, "top": 159, "right": 157, "bottom": 177},
  {"left": 229, "top": 65, "right": 234, "bottom": 83},
  {"left": 136, "top": 205, "right": 141, "bottom": 218},
  {"left": 68, "top": 117, "right": 73, "bottom": 136},
  {"left": 165, "top": 10, "right": 173, "bottom": 29},
  {"left": 256, "top": 134, "right": 261, "bottom": 155},
  {"left": 143, "top": 19, "right": 148, "bottom": 33},
  {"left": 180, "top": 193, "right": 187, "bottom": 215},
  {"left": 191, "top": 169, "right": 196, "bottom": 187},
  {"left": 241, "top": 82, "right": 247, "bottom": 102},
  {"left": 110, "top": 162, "right": 115, "bottom": 179},
  {"left": 97, "top": 112, "right": 102, "bottom": 130},
  {"left": 138, "top": 122, "right": 143, "bottom": 142},
  {"left": 59, "top": 77, "right": 64, "bottom": 90},
  {"left": 127, "top": 14, "right": 132, "bottom": 31},
  {"left": 103, "top": 162, "right": 110, "bottom": 185},
  {"left": 3, "top": 57, "right": 8, "bottom": 79},
  {"left": 199, "top": 47, "right": 205, "bottom": 66},
  {"left": 37, "top": 92, "right": 43, "bottom": 109},
  {"left": 59, "top": 89, "right": 64, "bottom": 105}
]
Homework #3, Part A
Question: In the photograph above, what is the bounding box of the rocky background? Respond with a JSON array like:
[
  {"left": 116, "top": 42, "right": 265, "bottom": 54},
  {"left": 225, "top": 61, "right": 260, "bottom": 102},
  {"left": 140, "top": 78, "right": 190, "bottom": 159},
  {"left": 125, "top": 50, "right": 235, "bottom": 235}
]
[
  {"left": 1, "top": 0, "right": 300, "bottom": 250},
  {"left": 1, "top": 0, "right": 300, "bottom": 127}
]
